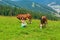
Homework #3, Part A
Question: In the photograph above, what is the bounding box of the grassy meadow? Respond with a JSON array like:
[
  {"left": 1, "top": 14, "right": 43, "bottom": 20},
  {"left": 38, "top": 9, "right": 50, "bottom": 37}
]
[{"left": 0, "top": 16, "right": 60, "bottom": 40}]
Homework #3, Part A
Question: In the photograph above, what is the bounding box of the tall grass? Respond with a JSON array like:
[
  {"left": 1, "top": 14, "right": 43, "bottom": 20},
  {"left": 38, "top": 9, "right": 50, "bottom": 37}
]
[{"left": 0, "top": 16, "right": 60, "bottom": 40}]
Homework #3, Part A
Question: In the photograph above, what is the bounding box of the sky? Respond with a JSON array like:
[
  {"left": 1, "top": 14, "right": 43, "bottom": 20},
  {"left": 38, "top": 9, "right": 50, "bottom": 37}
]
[{"left": 0, "top": 0, "right": 59, "bottom": 5}]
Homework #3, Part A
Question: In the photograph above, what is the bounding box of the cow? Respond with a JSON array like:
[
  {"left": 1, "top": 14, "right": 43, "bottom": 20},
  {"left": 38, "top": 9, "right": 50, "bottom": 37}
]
[
  {"left": 40, "top": 16, "right": 47, "bottom": 29},
  {"left": 17, "top": 13, "right": 32, "bottom": 24}
]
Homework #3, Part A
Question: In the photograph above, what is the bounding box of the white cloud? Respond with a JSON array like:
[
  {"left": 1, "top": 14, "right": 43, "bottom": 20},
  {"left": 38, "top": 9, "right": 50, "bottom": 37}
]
[
  {"left": 50, "top": 5, "right": 60, "bottom": 12},
  {"left": 32, "top": 2, "right": 35, "bottom": 7},
  {"left": 48, "top": 4, "right": 51, "bottom": 6},
  {"left": 48, "top": 2, "right": 60, "bottom": 13},
  {"left": 48, "top": 2, "right": 56, "bottom": 6},
  {"left": 51, "top": 5, "right": 60, "bottom": 8}
]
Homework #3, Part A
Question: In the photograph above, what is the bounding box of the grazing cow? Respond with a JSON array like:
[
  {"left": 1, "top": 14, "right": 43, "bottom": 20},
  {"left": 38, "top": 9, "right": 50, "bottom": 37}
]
[
  {"left": 17, "top": 13, "right": 32, "bottom": 24},
  {"left": 40, "top": 16, "right": 47, "bottom": 29}
]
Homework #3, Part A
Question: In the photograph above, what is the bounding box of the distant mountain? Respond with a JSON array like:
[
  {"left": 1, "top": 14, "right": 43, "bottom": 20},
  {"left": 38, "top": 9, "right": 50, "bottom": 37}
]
[
  {"left": 48, "top": 2, "right": 60, "bottom": 17},
  {"left": 0, "top": 1, "right": 57, "bottom": 14},
  {"left": 33, "top": 0, "right": 60, "bottom": 5}
]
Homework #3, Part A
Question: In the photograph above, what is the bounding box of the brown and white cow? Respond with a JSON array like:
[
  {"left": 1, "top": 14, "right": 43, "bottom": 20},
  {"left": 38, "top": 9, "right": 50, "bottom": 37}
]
[
  {"left": 17, "top": 13, "right": 32, "bottom": 24},
  {"left": 40, "top": 16, "right": 47, "bottom": 29}
]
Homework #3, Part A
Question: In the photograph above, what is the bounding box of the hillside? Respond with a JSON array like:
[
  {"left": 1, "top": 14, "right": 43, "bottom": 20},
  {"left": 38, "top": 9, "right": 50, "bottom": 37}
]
[
  {"left": 0, "top": 0, "right": 59, "bottom": 20},
  {"left": 0, "top": 1, "right": 57, "bottom": 13},
  {"left": 0, "top": 4, "right": 59, "bottom": 20}
]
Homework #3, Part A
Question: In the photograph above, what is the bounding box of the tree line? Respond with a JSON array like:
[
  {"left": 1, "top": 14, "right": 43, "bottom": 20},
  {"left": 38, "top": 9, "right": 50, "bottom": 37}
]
[{"left": 0, "top": 5, "right": 59, "bottom": 20}]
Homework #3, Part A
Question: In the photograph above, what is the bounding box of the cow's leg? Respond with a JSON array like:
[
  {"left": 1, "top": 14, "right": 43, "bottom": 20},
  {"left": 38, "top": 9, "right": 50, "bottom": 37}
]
[
  {"left": 29, "top": 19, "right": 32, "bottom": 24},
  {"left": 43, "top": 23, "right": 46, "bottom": 28},
  {"left": 21, "top": 20, "right": 27, "bottom": 27},
  {"left": 40, "top": 24, "right": 43, "bottom": 29}
]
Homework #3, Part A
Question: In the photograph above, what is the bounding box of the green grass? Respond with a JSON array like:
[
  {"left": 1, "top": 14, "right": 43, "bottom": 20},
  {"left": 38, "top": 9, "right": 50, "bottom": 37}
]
[{"left": 0, "top": 16, "right": 60, "bottom": 40}]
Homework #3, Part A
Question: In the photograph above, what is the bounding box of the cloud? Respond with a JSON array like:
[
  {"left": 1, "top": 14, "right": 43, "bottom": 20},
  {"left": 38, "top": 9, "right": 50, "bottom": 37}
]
[
  {"left": 48, "top": 2, "right": 56, "bottom": 6},
  {"left": 48, "top": 2, "right": 60, "bottom": 13},
  {"left": 32, "top": 2, "right": 35, "bottom": 7},
  {"left": 51, "top": 5, "right": 60, "bottom": 13}
]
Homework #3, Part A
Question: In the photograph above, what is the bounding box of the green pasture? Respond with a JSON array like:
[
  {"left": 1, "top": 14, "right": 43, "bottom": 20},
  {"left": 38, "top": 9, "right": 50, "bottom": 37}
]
[{"left": 0, "top": 16, "right": 60, "bottom": 40}]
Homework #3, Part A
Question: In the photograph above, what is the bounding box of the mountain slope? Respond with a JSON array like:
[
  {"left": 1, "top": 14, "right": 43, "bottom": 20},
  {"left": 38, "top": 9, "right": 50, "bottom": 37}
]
[{"left": 0, "top": 0, "right": 57, "bottom": 14}]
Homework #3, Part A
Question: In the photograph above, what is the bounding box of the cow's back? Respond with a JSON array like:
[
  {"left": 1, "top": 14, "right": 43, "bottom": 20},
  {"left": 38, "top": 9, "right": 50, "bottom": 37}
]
[
  {"left": 17, "top": 14, "right": 31, "bottom": 20},
  {"left": 41, "top": 16, "right": 47, "bottom": 24}
]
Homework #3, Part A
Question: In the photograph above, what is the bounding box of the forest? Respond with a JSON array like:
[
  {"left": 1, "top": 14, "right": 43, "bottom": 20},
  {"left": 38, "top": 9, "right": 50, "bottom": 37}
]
[{"left": 0, "top": 4, "right": 59, "bottom": 20}]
